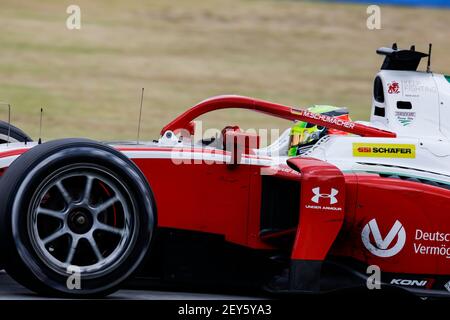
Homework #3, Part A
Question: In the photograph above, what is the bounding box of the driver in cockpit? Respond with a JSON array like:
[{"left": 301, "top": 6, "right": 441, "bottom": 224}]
[{"left": 288, "top": 105, "right": 351, "bottom": 156}]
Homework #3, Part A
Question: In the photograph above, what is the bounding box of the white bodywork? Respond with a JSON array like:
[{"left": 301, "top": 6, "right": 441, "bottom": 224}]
[{"left": 303, "top": 70, "right": 450, "bottom": 185}]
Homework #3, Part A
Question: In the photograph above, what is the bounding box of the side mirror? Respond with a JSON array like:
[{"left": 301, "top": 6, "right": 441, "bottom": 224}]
[{"left": 224, "top": 131, "right": 260, "bottom": 167}]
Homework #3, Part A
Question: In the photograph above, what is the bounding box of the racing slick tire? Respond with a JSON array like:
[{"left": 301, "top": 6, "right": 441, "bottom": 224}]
[
  {"left": 0, "top": 138, "right": 155, "bottom": 297},
  {"left": 0, "top": 120, "right": 32, "bottom": 143}
]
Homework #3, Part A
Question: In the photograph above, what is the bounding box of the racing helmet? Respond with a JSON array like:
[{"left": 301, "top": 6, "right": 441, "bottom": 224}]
[{"left": 288, "top": 105, "right": 351, "bottom": 156}]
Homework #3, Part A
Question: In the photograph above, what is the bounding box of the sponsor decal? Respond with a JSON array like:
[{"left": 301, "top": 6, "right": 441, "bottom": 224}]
[
  {"left": 445, "top": 281, "right": 450, "bottom": 292},
  {"left": 361, "top": 219, "right": 406, "bottom": 258},
  {"left": 413, "top": 229, "right": 450, "bottom": 259},
  {"left": 291, "top": 109, "right": 355, "bottom": 130},
  {"left": 403, "top": 80, "right": 437, "bottom": 98},
  {"left": 362, "top": 219, "right": 450, "bottom": 259},
  {"left": 305, "top": 187, "right": 342, "bottom": 212},
  {"left": 311, "top": 187, "right": 338, "bottom": 205},
  {"left": 395, "top": 111, "right": 416, "bottom": 126},
  {"left": 387, "top": 81, "right": 400, "bottom": 94},
  {"left": 352, "top": 143, "right": 416, "bottom": 158},
  {"left": 390, "top": 278, "right": 434, "bottom": 289}
]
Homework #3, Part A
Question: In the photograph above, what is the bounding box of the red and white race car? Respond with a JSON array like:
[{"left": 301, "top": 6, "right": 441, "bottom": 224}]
[{"left": 0, "top": 44, "right": 449, "bottom": 298}]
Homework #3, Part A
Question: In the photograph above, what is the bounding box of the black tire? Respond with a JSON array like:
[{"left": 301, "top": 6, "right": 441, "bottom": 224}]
[
  {"left": 0, "top": 138, "right": 156, "bottom": 297},
  {"left": 0, "top": 121, "right": 32, "bottom": 143}
]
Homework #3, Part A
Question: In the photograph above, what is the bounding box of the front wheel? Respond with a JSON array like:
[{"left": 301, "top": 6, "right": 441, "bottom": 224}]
[{"left": 0, "top": 139, "right": 155, "bottom": 297}]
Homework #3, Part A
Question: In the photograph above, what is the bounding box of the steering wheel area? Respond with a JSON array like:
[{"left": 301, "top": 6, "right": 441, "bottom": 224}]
[{"left": 199, "top": 125, "right": 242, "bottom": 150}]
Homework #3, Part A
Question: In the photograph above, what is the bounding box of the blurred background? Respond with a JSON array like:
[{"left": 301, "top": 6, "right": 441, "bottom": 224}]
[{"left": 0, "top": 0, "right": 449, "bottom": 140}]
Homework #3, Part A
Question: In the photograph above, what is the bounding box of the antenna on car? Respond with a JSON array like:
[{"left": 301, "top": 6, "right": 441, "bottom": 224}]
[
  {"left": 6, "top": 104, "right": 11, "bottom": 145},
  {"left": 0, "top": 102, "right": 11, "bottom": 144},
  {"left": 427, "top": 43, "right": 432, "bottom": 73},
  {"left": 38, "top": 108, "right": 43, "bottom": 144},
  {"left": 136, "top": 88, "right": 144, "bottom": 145}
]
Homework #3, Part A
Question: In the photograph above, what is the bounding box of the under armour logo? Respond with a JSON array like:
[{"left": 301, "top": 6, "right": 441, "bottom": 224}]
[{"left": 311, "top": 187, "right": 339, "bottom": 205}]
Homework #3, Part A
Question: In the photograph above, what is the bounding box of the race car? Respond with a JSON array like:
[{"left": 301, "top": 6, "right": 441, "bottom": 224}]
[{"left": 0, "top": 44, "right": 449, "bottom": 298}]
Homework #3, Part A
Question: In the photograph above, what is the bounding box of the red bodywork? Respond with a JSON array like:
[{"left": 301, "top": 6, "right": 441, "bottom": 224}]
[
  {"left": 131, "top": 154, "right": 450, "bottom": 273},
  {"left": 1, "top": 95, "right": 449, "bottom": 294}
]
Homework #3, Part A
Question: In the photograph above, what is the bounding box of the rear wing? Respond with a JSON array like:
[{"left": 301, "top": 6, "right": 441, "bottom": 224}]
[{"left": 161, "top": 95, "right": 396, "bottom": 138}]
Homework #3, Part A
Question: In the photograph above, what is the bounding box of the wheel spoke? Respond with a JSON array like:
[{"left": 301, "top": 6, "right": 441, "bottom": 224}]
[
  {"left": 95, "top": 222, "right": 125, "bottom": 236},
  {"left": 30, "top": 168, "right": 135, "bottom": 273},
  {"left": 87, "top": 237, "right": 103, "bottom": 262},
  {"left": 94, "top": 196, "right": 119, "bottom": 214},
  {"left": 43, "top": 227, "right": 67, "bottom": 244},
  {"left": 65, "top": 236, "right": 79, "bottom": 264},
  {"left": 83, "top": 176, "right": 94, "bottom": 204},
  {"left": 56, "top": 181, "right": 72, "bottom": 204},
  {"left": 37, "top": 207, "right": 65, "bottom": 220}
]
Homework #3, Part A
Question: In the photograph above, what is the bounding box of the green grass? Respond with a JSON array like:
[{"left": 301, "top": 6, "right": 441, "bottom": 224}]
[{"left": 0, "top": 0, "right": 449, "bottom": 140}]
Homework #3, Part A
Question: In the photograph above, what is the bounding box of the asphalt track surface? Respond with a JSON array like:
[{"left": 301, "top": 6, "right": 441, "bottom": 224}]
[{"left": 0, "top": 271, "right": 262, "bottom": 300}]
